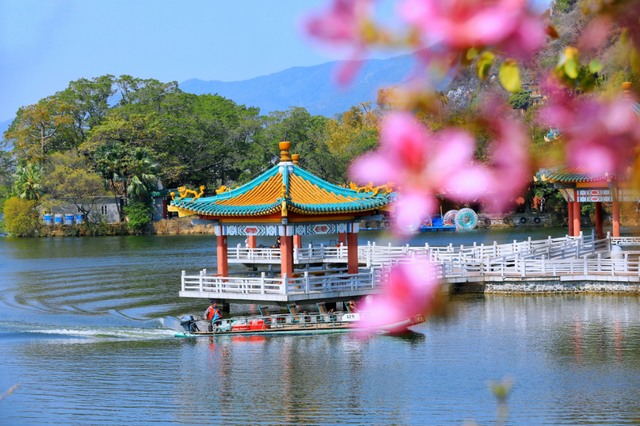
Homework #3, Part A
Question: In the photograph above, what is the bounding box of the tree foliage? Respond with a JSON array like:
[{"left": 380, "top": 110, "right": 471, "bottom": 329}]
[
  {"left": 40, "top": 151, "right": 109, "bottom": 222},
  {"left": 93, "top": 143, "right": 159, "bottom": 219},
  {"left": 4, "top": 100, "right": 75, "bottom": 164},
  {"left": 508, "top": 90, "right": 532, "bottom": 111},
  {"left": 13, "top": 163, "right": 43, "bottom": 200},
  {"left": 123, "top": 201, "right": 152, "bottom": 234},
  {"left": 3, "top": 197, "right": 39, "bottom": 237}
]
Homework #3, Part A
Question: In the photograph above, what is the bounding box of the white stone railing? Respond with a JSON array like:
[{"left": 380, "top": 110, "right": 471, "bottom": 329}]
[
  {"left": 181, "top": 268, "right": 379, "bottom": 296},
  {"left": 440, "top": 253, "right": 640, "bottom": 279},
  {"left": 611, "top": 236, "right": 640, "bottom": 246},
  {"left": 225, "top": 231, "right": 608, "bottom": 267},
  {"left": 229, "top": 244, "right": 349, "bottom": 263}
]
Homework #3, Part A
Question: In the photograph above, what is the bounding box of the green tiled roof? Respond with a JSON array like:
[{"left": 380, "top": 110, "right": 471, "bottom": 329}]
[
  {"left": 171, "top": 163, "right": 391, "bottom": 217},
  {"left": 537, "top": 166, "right": 628, "bottom": 183}
]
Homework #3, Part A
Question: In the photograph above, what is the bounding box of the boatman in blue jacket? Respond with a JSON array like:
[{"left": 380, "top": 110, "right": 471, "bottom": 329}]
[{"left": 204, "top": 300, "right": 223, "bottom": 332}]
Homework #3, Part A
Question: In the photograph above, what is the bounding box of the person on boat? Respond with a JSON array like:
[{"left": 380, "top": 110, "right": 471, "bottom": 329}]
[
  {"left": 204, "top": 300, "right": 222, "bottom": 332},
  {"left": 346, "top": 300, "right": 358, "bottom": 313},
  {"left": 271, "top": 236, "right": 281, "bottom": 248}
]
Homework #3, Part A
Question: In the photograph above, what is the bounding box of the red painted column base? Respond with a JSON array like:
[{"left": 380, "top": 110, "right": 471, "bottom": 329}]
[
  {"left": 595, "top": 202, "right": 603, "bottom": 240},
  {"left": 217, "top": 234, "right": 228, "bottom": 277},
  {"left": 280, "top": 235, "right": 294, "bottom": 278},
  {"left": 612, "top": 200, "right": 621, "bottom": 237},
  {"left": 573, "top": 201, "right": 581, "bottom": 237},
  {"left": 347, "top": 232, "right": 358, "bottom": 274},
  {"left": 568, "top": 201, "right": 574, "bottom": 236}
]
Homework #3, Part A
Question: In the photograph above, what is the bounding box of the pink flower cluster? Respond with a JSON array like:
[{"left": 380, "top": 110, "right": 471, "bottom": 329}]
[
  {"left": 350, "top": 113, "right": 530, "bottom": 233},
  {"left": 359, "top": 259, "right": 440, "bottom": 330},
  {"left": 304, "top": 0, "right": 373, "bottom": 85},
  {"left": 304, "top": 0, "right": 546, "bottom": 85},
  {"left": 399, "top": 0, "right": 545, "bottom": 59},
  {"left": 541, "top": 95, "right": 640, "bottom": 176}
]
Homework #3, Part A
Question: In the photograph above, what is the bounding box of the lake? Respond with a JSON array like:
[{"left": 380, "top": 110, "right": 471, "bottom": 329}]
[{"left": 2, "top": 227, "right": 640, "bottom": 425}]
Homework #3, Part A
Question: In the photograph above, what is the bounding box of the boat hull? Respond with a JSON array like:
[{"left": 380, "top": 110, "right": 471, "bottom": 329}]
[{"left": 175, "top": 314, "right": 425, "bottom": 338}]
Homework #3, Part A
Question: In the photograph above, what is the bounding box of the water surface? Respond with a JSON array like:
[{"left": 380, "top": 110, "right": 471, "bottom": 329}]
[{"left": 2, "top": 228, "right": 640, "bottom": 425}]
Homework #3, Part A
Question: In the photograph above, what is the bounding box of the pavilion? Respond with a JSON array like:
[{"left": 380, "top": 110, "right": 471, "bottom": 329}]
[
  {"left": 535, "top": 82, "right": 640, "bottom": 239},
  {"left": 536, "top": 166, "right": 637, "bottom": 238},
  {"left": 168, "top": 142, "right": 391, "bottom": 282}
]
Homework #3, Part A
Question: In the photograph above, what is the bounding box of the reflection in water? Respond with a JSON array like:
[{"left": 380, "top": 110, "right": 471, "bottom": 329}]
[{"left": 3, "top": 234, "right": 640, "bottom": 424}]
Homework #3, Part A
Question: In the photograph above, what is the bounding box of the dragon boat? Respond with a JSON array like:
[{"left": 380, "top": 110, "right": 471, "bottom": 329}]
[{"left": 175, "top": 302, "right": 425, "bottom": 338}]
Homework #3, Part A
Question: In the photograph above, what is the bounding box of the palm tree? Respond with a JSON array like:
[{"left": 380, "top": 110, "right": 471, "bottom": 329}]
[
  {"left": 126, "top": 147, "right": 160, "bottom": 202},
  {"left": 13, "top": 163, "right": 43, "bottom": 200}
]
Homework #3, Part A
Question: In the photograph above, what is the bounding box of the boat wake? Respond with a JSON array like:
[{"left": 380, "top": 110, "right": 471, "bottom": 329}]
[{"left": 0, "top": 318, "right": 180, "bottom": 342}]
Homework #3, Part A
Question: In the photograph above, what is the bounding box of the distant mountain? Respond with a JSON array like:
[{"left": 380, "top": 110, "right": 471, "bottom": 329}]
[
  {"left": 0, "top": 119, "right": 12, "bottom": 151},
  {"left": 0, "top": 119, "right": 11, "bottom": 137},
  {"left": 180, "top": 53, "right": 432, "bottom": 117}
]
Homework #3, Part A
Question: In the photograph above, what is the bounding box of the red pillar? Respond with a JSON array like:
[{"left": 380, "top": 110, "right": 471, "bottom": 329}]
[
  {"left": 595, "top": 202, "right": 603, "bottom": 240},
  {"left": 612, "top": 199, "right": 621, "bottom": 237},
  {"left": 247, "top": 236, "right": 257, "bottom": 248},
  {"left": 568, "top": 201, "right": 574, "bottom": 236},
  {"left": 216, "top": 234, "right": 228, "bottom": 277},
  {"left": 280, "top": 235, "right": 294, "bottom": 278},
  {"left": 293, "top": 234, "right": 302, "bottom": 249},
  {"left": 162, "top": 199, "right": 167, "bottom": 219},
  {"left": 347, "top": 232, "right": 358, "bottom": 274},
  {"left": 573, "top": 201, "right": 581, "bottom": 237},
  {"left": 338, "top": 232, "right": 347, "bottom": 246}
]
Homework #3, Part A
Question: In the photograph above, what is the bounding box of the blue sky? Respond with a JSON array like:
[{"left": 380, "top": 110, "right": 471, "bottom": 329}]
[{"left": 0, "top": 0, "right": 551, "bottom": 122}]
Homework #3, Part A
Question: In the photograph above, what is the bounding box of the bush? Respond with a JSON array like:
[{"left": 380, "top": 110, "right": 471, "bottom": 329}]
[
  {"left": 123, "top": 201, "right": 152, "bottom": 234},
  {"left": 3, "top": 197, "right": 40, "bottom": 237}
]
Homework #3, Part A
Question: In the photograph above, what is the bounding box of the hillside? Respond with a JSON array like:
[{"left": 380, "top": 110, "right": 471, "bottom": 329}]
[
  {"left": 180, "top": 54, "right": 421, "bottom": 117},
  {"left": 443, "top": 3, "right": 626, "bottom": 112}
]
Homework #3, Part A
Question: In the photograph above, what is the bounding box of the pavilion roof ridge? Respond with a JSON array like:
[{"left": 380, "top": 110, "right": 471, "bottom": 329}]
[
  {"left": 535, "top": 165, "right": 629, "bottom": 184},
  {"left": 169, "top": 159, "right": 392, "bottom": 218}
]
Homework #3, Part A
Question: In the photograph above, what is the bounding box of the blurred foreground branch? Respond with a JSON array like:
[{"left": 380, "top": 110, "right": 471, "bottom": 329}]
[{"left": 0, "top": 384, "right": 21, "bottom": 402}]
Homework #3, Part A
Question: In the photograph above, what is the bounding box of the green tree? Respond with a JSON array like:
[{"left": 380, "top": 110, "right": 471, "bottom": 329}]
[
  {"left": 0, "top": 150, "right": 15, "bottom": 212},
  {"left": 156, "top": 92, "right": 262, "bottom": 187},
  {"left": 115, "top": 75, "right": 180, "bottom": 109},
  {"left": 4, "top": 100, "right": 75, "bottom": 164},
  {"left": 80, "top": 113, "right": 164, "bottom": 153},
  {"left": 123, "top": 201, "right": 152, "bottom": 234},
  {"left": 93, "top": 144, "right": 159, "bottom": 220},
  {"left": 40, "top": 151, "right": 109, "bottom": 222},
  {"left": 13, "top": 163, "right": 43, "bottom": 200},
  {"left": 3, "top": 197, "right": 39, "bottom": 236},
  {"left": 54, "top": 75, "right": 117, "bottom": 141},
  {"left": 508, "top": 90, "right": 532, "bottom": 111},
  {"left": 125, "top": 148, "right": 160, "bottom": 202}
]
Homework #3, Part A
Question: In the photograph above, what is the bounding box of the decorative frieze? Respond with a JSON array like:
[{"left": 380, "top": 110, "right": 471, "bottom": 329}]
[
  {"left": 576, "top": 189, "right": 613, "bottom": 203},
  {"left": 619, "top": 188, "right": 640, "bottom": 202},
  {"left": 217, "top": 222, "right": 357, "bottom": 236}
]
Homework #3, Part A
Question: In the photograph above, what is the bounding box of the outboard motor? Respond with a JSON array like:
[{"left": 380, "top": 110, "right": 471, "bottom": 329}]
[{"left": 179, "top": 315, "right": 199, "bottom": 333}]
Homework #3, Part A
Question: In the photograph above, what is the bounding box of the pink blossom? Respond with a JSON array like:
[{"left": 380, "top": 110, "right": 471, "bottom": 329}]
[
  {"left": 304, "top": 0, "right": 372, "bottom": 85},
  {"left": 398, "top": 0, "right": 544, "bottom": 58},
  {"left": 540, "top": 95, "right": 640, "bottom": 176},
  {"left": 484, "top": 118, "right": 531, "bottom": 211},
  {"left": 359, "top": 259, "right": 440, "bottom": 330},
  {"left": 394, "top": 189, "right": 435, "bottom": 233},
  {"left": 580, "top": 16, "right": 612, "bottom": 52},
  {"left": 305, "top": 0, "right": 372, "bottom": 45},
  {"left": 350, "top": 112, "right": 507, "bottom": 233}
]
